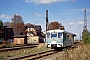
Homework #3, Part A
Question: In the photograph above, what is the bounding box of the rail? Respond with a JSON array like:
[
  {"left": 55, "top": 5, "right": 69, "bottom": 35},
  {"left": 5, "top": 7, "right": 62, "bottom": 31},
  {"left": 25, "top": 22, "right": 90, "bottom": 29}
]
[{"left": 5, "top": 49, "right": 57, "bottom": 60}]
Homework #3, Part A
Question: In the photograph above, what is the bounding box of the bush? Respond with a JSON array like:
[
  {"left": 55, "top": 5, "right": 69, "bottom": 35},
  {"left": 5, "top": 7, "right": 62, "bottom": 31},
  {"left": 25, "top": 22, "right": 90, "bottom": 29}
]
[{"left": 82, "top": 30, "right": 90, "bottom": 44}]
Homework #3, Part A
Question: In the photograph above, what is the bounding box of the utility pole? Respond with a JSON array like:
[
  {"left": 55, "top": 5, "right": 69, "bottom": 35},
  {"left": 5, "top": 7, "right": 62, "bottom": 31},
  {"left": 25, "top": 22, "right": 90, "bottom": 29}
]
[
  {"left": 83, "top": 9, "right": 87, "bottom": 31},
  {"left": 46, "top": 10, "right": 49, "bottom": 31},
  {"left": 79, "top": 27, "right": 81, "bottom": 40}
]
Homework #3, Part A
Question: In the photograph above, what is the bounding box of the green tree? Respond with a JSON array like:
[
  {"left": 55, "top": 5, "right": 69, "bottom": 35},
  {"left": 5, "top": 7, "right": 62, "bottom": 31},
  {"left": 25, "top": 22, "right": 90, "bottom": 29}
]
[
  {"left": 0, "top": 20, "right": 3, "bottom": 40},
  {"left": 0, "top": 20, "right": 3, "bottom": 30},
  {"left": 82, "top": 30, "right": 90, "bottom": 44}
]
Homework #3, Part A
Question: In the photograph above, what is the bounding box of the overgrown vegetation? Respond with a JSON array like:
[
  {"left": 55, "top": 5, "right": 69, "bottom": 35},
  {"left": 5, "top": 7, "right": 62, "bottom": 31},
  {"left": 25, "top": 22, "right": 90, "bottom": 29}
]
[
  {"left": 53, "top": 44, "right": 90, "bottom": 60},
  {"left": 82, "top": 30, "right": 90, "bottom": 44},
  {"left": 0, "top": 43, "right": 50, "bottom": 59},
  {"left": 0, "top": 20, "right": 3, "bottom": 42}
]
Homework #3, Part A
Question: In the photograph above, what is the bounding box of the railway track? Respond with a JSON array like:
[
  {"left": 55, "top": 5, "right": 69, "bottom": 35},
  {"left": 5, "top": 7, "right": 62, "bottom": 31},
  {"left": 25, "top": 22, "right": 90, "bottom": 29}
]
[
  {"left": 0, "top": 45, "right": 37, "bottom": 52},
  {"left": 71, "top": 41, "right": 80, "bottom": 48},
  {"left": 3, "top": 42, "right": 80, "bottom": 60},
  {"left": 5, "top": 49, "right": 58, "bottom": 60}
]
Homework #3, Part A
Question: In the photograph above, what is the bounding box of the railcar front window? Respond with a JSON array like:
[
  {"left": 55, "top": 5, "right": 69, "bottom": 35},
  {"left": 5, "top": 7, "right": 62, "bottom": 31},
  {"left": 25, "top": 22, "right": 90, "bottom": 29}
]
[
  {"left": 47, "top": 33, "right": 50, "bottom": 38},
  {"left": 58, "top": 33, "right": 62, "bottom": 38},
  {"left": 51, "top": 33, "right": 57, "bottom": 38}
]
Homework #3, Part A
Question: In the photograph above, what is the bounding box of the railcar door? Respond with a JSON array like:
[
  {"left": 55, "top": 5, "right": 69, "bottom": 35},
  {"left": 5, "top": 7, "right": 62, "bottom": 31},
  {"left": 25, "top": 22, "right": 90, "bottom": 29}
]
[
  {"left": 46, "top": 32, "right": 51, "bottom": 44},
  {"left": 63, "top": 33, "right": 67, "bottom": 47}
]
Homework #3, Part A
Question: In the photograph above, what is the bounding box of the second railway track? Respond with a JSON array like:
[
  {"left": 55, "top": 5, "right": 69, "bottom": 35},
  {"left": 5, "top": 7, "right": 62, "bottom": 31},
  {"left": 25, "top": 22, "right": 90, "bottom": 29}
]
[
  {"left": 0, "top": 45, "right": 37, "bottom": 52},
  {"left": 5, "top": 49, "right": 58, "bottom": 60}
]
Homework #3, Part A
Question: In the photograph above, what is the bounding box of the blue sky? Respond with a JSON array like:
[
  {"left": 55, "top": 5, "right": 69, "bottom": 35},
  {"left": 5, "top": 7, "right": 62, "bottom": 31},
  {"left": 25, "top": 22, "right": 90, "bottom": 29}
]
[{"left": 0, "top": 0, "right": 90, "bottom": 39}]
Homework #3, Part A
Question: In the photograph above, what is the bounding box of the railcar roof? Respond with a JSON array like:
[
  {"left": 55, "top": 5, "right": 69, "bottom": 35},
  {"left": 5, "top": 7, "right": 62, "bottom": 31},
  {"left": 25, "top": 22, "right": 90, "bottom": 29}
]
[{"left": 46, "top": 29, "right": 74, "bottom": 34}]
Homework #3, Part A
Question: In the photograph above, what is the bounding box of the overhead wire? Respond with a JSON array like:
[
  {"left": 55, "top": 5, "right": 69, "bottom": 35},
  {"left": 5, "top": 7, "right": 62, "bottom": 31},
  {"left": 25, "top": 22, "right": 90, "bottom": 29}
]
[
  {"left": 38, "top": 0, "right": 64, "bottom": 19},
  {"left": 4, "top": 0, "right": 67, "bottom": 21},
  {"left": 4, "top": 0, "right": 45, "bottom": 24},
  {"left": 0, "top": 5, "right": 15, "bottom": 14},
  {"left": 15, "top": 0, "right": 45, "bottom": 19},
  {"left": 0, "top": 4, "right": 32, "bottom": 22},
  {"left": 5, "top": 0, "right": 34, "bottom": 14},
  {"left": 45, "top": 0, "right": 77, "bottom": 28},
  {"left": 38, "top": 0, "right": 73, "bottom": 28},
  {"left": 0, "top": 3, "right": 37, "bottom": 24},
  {"left": 2, "top": 0, "right": 78, "bottom": 28},
  {"left": 49, "top": 0, "right": 75, "bottom": 23},
  {"left": 38, "top": 0, "right": 73, "bottom": 23}
]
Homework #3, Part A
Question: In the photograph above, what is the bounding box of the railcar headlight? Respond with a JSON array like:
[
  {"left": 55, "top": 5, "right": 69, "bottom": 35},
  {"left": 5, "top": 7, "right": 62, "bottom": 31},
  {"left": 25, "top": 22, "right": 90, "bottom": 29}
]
[
  {"left": 58, "top": 44, "right": 60, "bottom": 45},
  {"left": 48, "top": 44, "right": 50, "bottom": 45},
  {"left": 58, "top": 44, "right": 62, "bottom": 47}
]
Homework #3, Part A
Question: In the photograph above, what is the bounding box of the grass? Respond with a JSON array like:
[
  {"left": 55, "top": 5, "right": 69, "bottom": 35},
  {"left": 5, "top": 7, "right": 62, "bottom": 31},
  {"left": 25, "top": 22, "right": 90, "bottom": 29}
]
[
  {"left": 53, "top": 44, "right": 90, "bottom": 60},
  {"left": 1, "top": 43, "right": 90, "bottom": 60},
  {"left": 0, "top": 44, "right": 25, "bottom": 48},
  {"left": 0, "top": 43, "right": 50, "bottom": 59}
]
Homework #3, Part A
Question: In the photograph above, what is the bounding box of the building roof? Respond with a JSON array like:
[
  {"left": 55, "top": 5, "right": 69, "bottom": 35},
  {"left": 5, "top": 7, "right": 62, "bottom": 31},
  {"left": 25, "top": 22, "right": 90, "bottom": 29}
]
[
  {"left": 13, "top": 30, "right": 21, "bottom": 35},
  {"left": 3, "top": 26, "right": 12, "bottom": 28},
  {"left": 25, "top": 24, "right": 35, "bottom": 29},
  {"left": 35, "top": 25, "right": 41, "bottom": 31},
  {"left": 13, "top": 35, "right": 26, "bottom": 38}
]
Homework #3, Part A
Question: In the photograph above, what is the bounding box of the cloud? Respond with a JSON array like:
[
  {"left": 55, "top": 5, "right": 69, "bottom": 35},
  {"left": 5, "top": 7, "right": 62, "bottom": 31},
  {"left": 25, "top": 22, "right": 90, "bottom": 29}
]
[
  {"left": 63, "top": 21, "right": 84, "bottom": 40},
  {"left": 0, "top": 14, "right": 12, "bottom": 19},
  {"left": 86, "top": 8, "right": 90, "bottom": 12},
  {"left": 25, "top": 0, "right": 75, "bottom": 4},
  {"left": 69, "top": 22, "right": 75, "bottom": 25},
  {"left": 69, "top": 21, "right": 84, "bottom": 25},
  {"left": 35, "top": 13, "right": 41, "bottom": 16},
  {"left": 61, "top": 16, "right": 90, "bottom": 40},
  {"left": 78, "top": 21, "right": 84, "bottom": 25}
]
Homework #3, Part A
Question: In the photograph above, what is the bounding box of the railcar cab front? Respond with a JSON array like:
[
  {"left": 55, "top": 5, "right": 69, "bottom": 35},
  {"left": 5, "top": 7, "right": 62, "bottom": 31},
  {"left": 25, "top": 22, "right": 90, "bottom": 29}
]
[{"left": 46, "top": 30, "right": 63, "bottom": 48}]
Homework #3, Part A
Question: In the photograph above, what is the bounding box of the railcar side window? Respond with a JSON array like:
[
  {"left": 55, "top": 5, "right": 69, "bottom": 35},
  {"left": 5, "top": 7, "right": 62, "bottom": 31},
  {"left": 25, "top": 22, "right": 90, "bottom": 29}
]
[
  {"left": 51, "top": 33, "right": 57, "bottom": 38},
  {"left": 66, "top": 34, "right": 69, "bottom": 40},
  {"left": 47, "top": 33, "right": 50, "bottom": 38},
  {"left": 66, "top": 34, "right": 73, "bottom": 40},
  {"left": 58, "top": 33, "right": 62, "bottom": 38}
]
